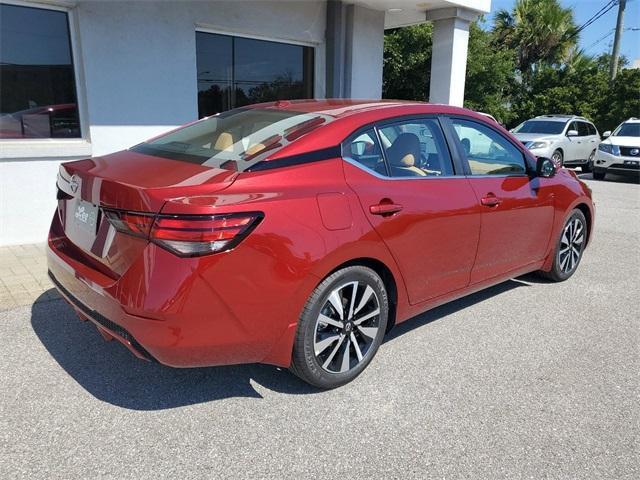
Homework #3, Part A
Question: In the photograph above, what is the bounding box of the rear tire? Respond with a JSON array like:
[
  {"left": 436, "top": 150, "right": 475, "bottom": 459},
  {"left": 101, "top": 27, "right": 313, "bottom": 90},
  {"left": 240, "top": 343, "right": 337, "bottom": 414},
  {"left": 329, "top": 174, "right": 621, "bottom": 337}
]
[
  {"left": 593, "top": 170, "right": 606, "bottom": 180},
  {"left": 581, "top": 151, "right": 595, "bottom": 172},
  {"left": 290, "top": 266, "right": 388, "bottom": 389},
  {"left": 537, "top": 209, "right": 587, "bottom": 282}
]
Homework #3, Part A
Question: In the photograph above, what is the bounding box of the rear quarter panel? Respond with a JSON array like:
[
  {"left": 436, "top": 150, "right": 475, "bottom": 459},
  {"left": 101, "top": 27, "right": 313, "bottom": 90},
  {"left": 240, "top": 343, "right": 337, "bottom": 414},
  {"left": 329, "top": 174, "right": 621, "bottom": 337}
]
[{"left": 160, "top": 157, "right": 407, "bottom": 366}]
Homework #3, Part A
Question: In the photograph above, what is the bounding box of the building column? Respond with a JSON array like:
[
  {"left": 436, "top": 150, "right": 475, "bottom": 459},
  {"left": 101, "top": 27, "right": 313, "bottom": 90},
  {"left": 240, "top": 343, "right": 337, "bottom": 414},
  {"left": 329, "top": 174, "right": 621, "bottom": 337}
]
[
  {"left": 427, "top": 7, "right": 479, "bottom": 107},
  {"left": 326, "top": 0, "right": 385, "bottom": 99}
]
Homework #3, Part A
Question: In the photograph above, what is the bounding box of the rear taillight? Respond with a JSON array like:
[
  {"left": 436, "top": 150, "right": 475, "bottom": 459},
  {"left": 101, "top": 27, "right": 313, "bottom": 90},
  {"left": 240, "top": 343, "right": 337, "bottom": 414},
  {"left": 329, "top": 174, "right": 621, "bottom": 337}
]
[
  {"left": 103, "top": 210, "right": 155, "bottom": 239},
  {"left": 103, "top": 209, "right": 262, "bottom": 257}
]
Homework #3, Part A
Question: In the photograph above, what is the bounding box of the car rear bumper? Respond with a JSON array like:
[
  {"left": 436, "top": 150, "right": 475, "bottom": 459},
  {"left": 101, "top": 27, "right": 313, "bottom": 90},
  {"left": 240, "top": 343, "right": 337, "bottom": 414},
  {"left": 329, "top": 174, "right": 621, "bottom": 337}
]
[{"left": 46, "top": 216, "right": 299, "bottom": 368}]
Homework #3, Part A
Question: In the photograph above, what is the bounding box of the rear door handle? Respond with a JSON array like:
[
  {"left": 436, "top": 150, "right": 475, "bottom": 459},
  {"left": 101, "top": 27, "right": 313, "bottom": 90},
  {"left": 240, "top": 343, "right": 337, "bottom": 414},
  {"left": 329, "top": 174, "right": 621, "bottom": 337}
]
[
  {"left": 481, "top": 194, "right": 501, "bottom": 207},
  {"left": 370, "top": 203, "right": 403, "bottom": 216}
]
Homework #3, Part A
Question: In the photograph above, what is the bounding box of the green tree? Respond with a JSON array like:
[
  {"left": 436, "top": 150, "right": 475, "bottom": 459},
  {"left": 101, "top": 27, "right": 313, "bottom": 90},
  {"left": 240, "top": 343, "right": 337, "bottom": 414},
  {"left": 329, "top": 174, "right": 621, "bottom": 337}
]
[
  {"left": 493, "top": 0, "right": 577, "bottom": 78},
  {"left": 464, "top": 21, "right": 517, "bottom": 124},
  {"left": 383, "top": 23, "right": 432, "bottom": 100}
]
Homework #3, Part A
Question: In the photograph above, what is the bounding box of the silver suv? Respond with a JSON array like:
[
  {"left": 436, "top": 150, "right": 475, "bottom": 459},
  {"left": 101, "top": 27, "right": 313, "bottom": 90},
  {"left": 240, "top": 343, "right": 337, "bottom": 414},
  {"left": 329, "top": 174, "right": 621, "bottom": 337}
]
[{"left": 511, "top": 115, "right": 600, "bottom": 171}]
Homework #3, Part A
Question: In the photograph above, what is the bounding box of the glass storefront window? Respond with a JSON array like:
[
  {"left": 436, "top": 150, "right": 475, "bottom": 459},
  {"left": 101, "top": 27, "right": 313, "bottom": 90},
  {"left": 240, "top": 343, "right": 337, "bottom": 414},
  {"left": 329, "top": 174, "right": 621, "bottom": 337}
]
[
  {"left": 0, "top": 3, "right": 80, "bottom": 139},
  {"left": 196, "top": 32, "right": 314, "bottom": 118}
]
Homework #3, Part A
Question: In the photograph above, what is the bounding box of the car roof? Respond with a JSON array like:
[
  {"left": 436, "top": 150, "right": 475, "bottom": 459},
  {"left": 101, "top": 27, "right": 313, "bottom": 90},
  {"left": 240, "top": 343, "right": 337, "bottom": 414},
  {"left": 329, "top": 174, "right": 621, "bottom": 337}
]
[
  {"left": 246, "top": 98, "right": 463, "bottom": 119},
  {"left": 531, "top": 115, "right": 596, "bottom": 124},
  {"left": 624, "top": 117, "right": 640, "bottom": 123},
  {"left": 252, "top": 99, "right": 506, "bottom": 161}
]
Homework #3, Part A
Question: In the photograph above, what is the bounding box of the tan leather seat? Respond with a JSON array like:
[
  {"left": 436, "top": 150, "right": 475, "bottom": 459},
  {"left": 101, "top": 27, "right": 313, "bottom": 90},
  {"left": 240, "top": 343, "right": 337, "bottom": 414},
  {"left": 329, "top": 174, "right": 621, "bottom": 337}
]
[
  {"left": 245, "top": 143, "right": 266, "bottom": 156},
  {"left": 387, "top": 133, "right": 426, "bottom": 177},
  {"left": 214, "top": 132, "right": 234, "bottom": 151}
]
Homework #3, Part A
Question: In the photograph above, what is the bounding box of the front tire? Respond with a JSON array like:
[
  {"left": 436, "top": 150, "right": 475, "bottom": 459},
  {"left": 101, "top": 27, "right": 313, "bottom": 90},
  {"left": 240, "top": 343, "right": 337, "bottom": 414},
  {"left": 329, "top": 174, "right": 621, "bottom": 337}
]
[
  {"left": 552, "top": 149, "right": 564, "bottom": 169},
  {"left": 290, "top": 266, "right": 388, "bottom": 389},
  {"left": 593, "top": 169, "right": 606, "bottom": 180},
  {"left": 537, "top": 209, "right": 587, "bottom": 282}
]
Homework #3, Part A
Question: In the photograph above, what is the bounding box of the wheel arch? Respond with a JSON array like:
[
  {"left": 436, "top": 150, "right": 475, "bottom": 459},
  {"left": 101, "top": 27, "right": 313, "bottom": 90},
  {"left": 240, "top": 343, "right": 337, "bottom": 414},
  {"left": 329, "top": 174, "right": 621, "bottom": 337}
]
[
  {"left": 324, "top": 257, "right": 399, "bottom": 333},
  {"left": 574, "top": 202, "right": 593, "bottom": 245}
]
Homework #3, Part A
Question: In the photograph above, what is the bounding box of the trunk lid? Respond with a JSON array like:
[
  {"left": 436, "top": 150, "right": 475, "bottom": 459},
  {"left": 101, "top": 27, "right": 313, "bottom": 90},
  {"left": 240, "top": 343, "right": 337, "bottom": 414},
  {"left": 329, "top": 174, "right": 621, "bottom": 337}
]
[{"left": 55, "top": 150, "right": 238, "bottom": 278}]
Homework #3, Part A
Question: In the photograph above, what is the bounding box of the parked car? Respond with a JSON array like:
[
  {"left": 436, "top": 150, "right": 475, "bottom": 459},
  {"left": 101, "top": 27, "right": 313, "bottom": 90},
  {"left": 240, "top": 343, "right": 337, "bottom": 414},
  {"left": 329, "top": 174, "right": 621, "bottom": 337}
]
[
  {"left": 48, "top": 100, "right": 594, "bottom": 388},
  {"left": 0, "top": 103, "right": 79, "bottom": 138},
  {"left": 593, "top": 118, "right": 640, "bottom": 180},
  {"left": 511, "top": 115, "right": 600, "bottom": 171}
]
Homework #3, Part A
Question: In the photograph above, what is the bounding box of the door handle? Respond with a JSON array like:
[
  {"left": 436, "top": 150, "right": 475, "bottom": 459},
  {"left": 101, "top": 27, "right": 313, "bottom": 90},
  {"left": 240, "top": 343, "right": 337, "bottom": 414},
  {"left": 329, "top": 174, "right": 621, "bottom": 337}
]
[
  {"left": 480, "top": 194, "right": 501, "bottom": 207},
  {"left": 370, "top": 203, "right": 403, "bottom": 216}
]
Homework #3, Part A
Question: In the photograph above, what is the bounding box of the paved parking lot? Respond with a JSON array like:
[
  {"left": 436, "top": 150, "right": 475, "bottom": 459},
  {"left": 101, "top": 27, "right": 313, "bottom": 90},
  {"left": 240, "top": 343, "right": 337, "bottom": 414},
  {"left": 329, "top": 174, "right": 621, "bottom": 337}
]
[{"left": 1, "top": 172, "right": 638, "bottom": 479}]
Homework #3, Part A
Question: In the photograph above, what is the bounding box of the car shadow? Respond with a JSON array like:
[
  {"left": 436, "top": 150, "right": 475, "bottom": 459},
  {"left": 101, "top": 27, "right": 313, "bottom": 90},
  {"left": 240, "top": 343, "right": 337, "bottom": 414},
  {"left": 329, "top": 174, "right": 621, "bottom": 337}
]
[
  {"left": 32, "top": 278, "right": 530, "bottom": 410},
  {"left": 385, "top": 278, "right": 529, "bottom": 341}
]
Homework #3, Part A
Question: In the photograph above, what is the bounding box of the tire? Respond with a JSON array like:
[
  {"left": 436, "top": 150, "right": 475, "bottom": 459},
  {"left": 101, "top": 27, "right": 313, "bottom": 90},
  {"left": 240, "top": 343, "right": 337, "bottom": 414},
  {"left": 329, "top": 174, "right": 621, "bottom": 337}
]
[
  {"left": 551, "top": 149, "right": 563, "bottom": 169},
  {"left": 537, "top": 209, "right": 587, "bottom": 282},
  {"left": 290, "top": 266, "right": 389, "bottom": 389},
  {"left": 593, "top": 170, "right": 606, "bottom": 180},
  {"left": 581, "top": 151, "right": 595, "bottom": 172}
]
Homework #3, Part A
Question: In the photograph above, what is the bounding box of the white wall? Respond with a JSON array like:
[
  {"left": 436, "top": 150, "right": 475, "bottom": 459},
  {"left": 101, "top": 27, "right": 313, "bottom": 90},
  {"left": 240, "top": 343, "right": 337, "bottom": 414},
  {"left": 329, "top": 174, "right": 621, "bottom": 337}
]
[
  {"left": 0, "top": 158, "right": 71, "bottom": 245},
  {"left": 78, "top": 0, "right": 327, "bottom": 156},
  {"left": 0, "top": 0, "right": 328, "bottom": 246}
]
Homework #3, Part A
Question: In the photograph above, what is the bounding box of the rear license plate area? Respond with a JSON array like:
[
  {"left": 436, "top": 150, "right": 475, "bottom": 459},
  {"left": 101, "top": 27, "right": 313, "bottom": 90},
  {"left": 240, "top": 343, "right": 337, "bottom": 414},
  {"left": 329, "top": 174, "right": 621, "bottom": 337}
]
[{"left": 73, "top": 200, "right": 99, "bottom": 234}]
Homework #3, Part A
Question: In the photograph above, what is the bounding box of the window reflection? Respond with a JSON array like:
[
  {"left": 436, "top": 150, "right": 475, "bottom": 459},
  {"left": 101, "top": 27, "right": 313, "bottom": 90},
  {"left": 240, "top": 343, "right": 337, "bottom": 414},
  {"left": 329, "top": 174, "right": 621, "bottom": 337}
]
[
  {"left": 0, "top": 4, "right": 80, "bottom": 139},
  {"left": 196, "top": 32, "right": 313, "bottom": 118}
]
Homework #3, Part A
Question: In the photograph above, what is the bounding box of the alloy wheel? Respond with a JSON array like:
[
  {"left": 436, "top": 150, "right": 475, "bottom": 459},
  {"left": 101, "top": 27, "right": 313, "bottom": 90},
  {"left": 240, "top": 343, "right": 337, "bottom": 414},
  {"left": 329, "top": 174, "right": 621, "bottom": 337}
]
[
  {"left": 558, "top": 217, "right": 585, "bottom": 274},
  {"left": 313, "top": 281, "right": 381, "bottom": 373},
  {"left": 552, "top": 151, "right": 563, "bottom": 168}
]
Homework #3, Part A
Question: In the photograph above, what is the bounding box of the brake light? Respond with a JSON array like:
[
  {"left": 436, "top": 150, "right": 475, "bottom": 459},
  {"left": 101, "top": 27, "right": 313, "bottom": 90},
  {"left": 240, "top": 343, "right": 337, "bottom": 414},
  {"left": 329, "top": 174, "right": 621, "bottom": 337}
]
[
  {"left": 103, "top": 210, "right": 155, "bottom": 238},
  {"left": 103, "top": 209, "right": 262, "bottom": 257}
]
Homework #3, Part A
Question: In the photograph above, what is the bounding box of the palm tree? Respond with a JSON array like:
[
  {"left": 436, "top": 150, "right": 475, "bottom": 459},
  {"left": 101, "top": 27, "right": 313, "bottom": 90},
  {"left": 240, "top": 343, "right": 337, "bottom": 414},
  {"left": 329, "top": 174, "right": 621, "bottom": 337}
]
[{"left": 493, "top": 0, "right": 578, "bottom": 78}]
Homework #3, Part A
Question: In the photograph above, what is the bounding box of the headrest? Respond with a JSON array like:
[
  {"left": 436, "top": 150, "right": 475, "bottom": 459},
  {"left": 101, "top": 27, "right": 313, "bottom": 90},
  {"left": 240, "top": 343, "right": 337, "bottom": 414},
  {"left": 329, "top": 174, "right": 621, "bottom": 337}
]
[
  {"left": 387, "top": 133, "right": 421, "bottom": 167},
  {"left": 214, "top": 132, "right": 234, "bottom": 151},
  {"left": 461, "top": 138, "right": 471, "bottom": 155}
]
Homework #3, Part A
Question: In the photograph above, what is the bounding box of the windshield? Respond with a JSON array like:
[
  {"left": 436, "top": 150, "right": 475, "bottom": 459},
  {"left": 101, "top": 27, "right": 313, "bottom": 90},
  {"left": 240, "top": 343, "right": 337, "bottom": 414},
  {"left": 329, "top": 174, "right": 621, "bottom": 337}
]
[
  {"left": 131, "top": 108, "right": 332, "bottom": 171},
  {"left": 513, "top": 120, "right": 567, "bottom": 135},
  {"left": 613, "top": 123, "right": 640, "bottom": 137}
]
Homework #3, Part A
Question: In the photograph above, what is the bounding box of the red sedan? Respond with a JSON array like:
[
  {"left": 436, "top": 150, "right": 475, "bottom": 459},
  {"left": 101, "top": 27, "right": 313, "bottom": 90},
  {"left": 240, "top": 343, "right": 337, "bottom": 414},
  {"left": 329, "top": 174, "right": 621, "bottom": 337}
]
[{"left": 48, "top": 100, "right": 594, "bottom": 388}]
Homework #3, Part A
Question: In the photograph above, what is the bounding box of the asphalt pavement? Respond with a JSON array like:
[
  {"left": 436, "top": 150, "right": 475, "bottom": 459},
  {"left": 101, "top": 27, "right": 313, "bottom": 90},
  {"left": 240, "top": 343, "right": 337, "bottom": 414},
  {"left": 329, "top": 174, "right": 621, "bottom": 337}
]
[{"left": 1, "top": 172, "right": 638, "bottom": 479}]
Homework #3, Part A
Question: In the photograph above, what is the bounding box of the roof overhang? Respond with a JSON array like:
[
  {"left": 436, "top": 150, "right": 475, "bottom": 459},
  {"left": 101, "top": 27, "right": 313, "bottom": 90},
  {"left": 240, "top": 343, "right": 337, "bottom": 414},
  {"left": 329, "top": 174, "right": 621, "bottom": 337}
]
[{"left": 346, "top": 0, "right": 491, "bottom": 29}]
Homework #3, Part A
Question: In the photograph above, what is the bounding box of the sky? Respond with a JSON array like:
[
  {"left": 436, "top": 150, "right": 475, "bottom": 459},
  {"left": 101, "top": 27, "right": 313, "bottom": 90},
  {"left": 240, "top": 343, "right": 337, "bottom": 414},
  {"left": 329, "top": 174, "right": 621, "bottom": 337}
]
[{"left": 487, "top": 0, "right": 640, "bottom": 64}]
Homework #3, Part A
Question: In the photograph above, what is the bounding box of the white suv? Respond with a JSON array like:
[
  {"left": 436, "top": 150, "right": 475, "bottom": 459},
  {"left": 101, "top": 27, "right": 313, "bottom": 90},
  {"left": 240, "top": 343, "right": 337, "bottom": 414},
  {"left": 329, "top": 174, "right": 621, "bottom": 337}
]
[
  {"left": 593, "top": 118, "right": 640, "bottom": 180},
  {"left": 511, "top": 115, "right": 600, "bottom": 171}
]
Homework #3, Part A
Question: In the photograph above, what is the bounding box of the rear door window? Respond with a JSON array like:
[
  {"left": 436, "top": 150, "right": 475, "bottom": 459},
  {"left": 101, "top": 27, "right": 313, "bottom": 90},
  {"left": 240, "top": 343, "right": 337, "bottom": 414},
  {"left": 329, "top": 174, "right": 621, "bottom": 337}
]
[
  {"left": 577, "top": 122, "right": 590, "bottom": 137},
  {"left": 377, "top": 119, "right": 454, "bottom": 177}
]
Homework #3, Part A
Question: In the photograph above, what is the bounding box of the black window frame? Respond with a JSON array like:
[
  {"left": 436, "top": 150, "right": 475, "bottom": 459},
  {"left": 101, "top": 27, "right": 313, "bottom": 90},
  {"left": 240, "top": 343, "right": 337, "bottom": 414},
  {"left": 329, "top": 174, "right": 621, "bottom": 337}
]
[
  {"left": 0, "top": 2, "right": 82, "bottom": 140},
  {"left": 442, "top": 115, "right": 533, "bottom": 177}
]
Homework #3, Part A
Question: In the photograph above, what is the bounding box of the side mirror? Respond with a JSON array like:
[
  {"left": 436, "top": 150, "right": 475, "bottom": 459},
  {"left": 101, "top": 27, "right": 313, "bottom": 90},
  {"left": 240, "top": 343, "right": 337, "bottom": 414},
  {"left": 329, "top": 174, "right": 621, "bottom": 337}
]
[
  {"left": 602, "top": 130, "right": 611, "bottom": 138},
  {"left": 536, "top": 157, "right": 556, "bottom": 178},
  {"left": 567, "top": 129, "right": 578, "bottom": 137}
]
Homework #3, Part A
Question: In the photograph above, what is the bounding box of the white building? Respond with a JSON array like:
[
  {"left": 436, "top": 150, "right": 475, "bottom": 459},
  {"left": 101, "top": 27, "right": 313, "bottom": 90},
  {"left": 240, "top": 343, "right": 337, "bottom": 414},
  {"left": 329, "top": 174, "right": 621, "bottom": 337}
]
[{"left": 0, "top": 0, "right": 490, "bottom": 246}]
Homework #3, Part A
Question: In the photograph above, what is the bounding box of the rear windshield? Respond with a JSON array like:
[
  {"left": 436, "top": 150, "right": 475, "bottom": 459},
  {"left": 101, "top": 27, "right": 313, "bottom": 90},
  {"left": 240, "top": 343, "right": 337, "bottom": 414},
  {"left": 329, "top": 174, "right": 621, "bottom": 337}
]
[
  {"left": 131, "top": 108, "right": 332, "bottom": 171},
  {"left": 513, "top": 120, "right": 567, "bottom": 135},
  {"left": 613, "top": 123, "right": 640, "bottom": 137}
]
